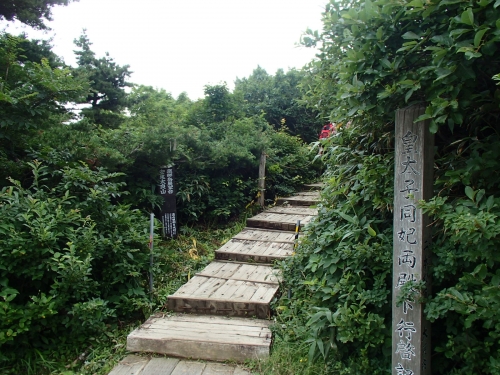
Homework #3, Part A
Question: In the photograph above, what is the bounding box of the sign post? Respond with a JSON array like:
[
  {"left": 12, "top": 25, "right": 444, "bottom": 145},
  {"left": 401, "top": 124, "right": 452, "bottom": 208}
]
[
  {"left": 258, "top": 151, "right": 266, "bottom": 207},
  {"left": 392, "top": 105, "right": 434, "bottom": 375},
  {"left": 159, "top": 165, "right": 178, "bottom": 239}
]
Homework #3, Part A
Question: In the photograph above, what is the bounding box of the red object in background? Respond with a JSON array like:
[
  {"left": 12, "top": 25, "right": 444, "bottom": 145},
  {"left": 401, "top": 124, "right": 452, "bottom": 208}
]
[{"left": 319, "top": 123, "right": 335, "bottom": 140}]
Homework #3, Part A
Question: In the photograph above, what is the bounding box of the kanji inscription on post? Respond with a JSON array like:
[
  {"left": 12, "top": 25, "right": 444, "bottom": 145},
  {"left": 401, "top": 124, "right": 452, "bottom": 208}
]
[
  {"left": 159, "top": 165, "right": 178, "bottom": 238},
  {"left": 393, "top": 106, "right": 434, "bottom": 375}
]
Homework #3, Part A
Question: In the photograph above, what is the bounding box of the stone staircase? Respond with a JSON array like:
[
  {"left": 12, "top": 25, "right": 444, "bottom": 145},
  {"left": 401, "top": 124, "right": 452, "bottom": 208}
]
[{"left": 109, "top": 186, "right": 321, "bottom": 374}]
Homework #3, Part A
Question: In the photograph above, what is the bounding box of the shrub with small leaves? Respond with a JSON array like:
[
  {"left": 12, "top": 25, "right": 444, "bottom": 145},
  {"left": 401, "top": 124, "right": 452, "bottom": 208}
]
[{"left": 0, "top": 161, "right": 150, "bottom": 361}]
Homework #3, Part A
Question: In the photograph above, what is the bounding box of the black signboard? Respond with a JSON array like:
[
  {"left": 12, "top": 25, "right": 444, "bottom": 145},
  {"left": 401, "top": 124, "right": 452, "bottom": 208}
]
[{"left": 159, "top": 165, "right": 178, "bottom": 238}]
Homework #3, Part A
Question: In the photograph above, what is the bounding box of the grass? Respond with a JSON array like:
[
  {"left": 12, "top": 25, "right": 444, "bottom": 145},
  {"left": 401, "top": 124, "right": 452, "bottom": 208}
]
[{"left": 246, "top": 337, "right": 330, "bottom": 375}]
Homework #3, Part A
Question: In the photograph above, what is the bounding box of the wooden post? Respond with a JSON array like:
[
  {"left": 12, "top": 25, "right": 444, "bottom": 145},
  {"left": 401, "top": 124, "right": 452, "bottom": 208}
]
[
  {"left": 258, "top": 151, "right": 266, "bottom": 208},
  {"left": 392, "top": 105, "right": 434, "bottom": 375}
]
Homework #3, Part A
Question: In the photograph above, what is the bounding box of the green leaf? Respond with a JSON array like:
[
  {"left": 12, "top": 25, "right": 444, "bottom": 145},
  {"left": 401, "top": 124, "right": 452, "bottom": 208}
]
[
  {"left": 440, "top": 0, "right": 466, "bottom": 5},
  {"left": 415, "top": 113, "right": 432, "bottom": 122},
  {"left": 127, "top": 252, "right": 134, "bottom": 260},
  {"left": 475, "top": 189, "right": 485, "bottom": 203},
  {"left": 464, "top": 314, "right": 475, "bottom": 328},
  {"left": 317, "top": 338, "right": 325, "bottom": 357},
  {"left": 405, "top": 88, "right": 415, "bottom": 102},
  {"left": 449, "top": 28, "right": 472, "bottom": 38},
  {"left": 325, "top": 310, "right": 333, "bottom": 324},
  {"left": 367, "top": 225, "right": 376, "bottom": 236},
  {"left": 473, "top": 264, "right": 487, "bottom": 280},
  {"left": 402, "top": 31, "right": 421, "bottom": 39},
  {"left": 406, "top": 0, "right": 424, "bottom": 7},
  {"left": 486, "top": 195, "right": 494, "bottom": 210},
  {"left": 492, "top": 272, "right": 500, "bottom": 286},
  {"left": 0, "top": 288, "right": 19, "bottom": 298},
  {"left": 474, "top": 28, "right": 489, "bottom": 48},
  {"left": 435, "top": 115, "right": 447, "bottom": 124},
  {"left": 429, "top": 120, "right": 438, "bottom": 134},
  {"left": 434, "top": 68, "right": 453, "bottom": 81},
  {"left": 461, "top": 8, "right": 474, "bottom": 25},
  {"left": 308, "top": 340, "right": 317, "bottom": 362},
  {"left": 376, "top": 26, "right": 384, "bottom": 40},
  {"left": 338, "top": 211, "right": 356, "bottom": 224},
  {"left": 465, "top": 186, "right": 476, "bottom": 201},
  {"left": 399, "top": 80, "right": 416, "bottom": 86},
  {"left": 380, "top": 58, "right": 391, "bottom": 69},
  {"left": 449, "top": 288, "right": 465, "bottom": 301}
]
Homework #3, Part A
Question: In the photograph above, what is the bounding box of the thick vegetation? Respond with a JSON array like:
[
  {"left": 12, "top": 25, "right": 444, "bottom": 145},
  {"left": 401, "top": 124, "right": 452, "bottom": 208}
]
[
  {"left": 276, "top": 0, "right": 500, "bottom": 374},
  {"left": 0, "top": 11, "right": 321, "bottom": 372},
  {"left": 4, "top": 0, "right": 499, "bottom": 374}
]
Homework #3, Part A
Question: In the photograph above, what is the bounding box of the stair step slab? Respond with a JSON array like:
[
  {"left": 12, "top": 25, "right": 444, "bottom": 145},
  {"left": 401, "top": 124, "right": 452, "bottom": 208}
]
[
  {"left": 303, "top": 183, "right": 323, "bottom": 191},
  {"left": 127, "top": 315, "right": 272, "bottom": 363},
  {"left": 167, "top": 262, "right": 280, "bottom": 319},
  {"left": 246, "top": 211, "right": 315, "bottom": 231}
]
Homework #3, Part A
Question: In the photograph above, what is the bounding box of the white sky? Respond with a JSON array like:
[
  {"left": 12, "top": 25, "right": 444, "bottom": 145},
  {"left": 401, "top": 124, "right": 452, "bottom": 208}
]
[{"left": 2, "top": 0, "right": 328, "bottom": 100}]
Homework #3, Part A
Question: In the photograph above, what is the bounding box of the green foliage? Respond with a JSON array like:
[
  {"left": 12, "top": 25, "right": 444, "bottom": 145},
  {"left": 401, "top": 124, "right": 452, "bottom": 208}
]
[
  {"left": 203, "top": 83, "right": 239, "bottom": 123},
  {"left": 0, "top": 161, "right": 150, "bottom": 361},
  {"left": 277, "top": 126, "right": 394, "bottom": 374},
  {"left": 1, "top": 218, "right": 245, "bottom": 375},
  {"left": 418, "top": 133, "right": 500, "bottom": 375},
  {"left": 266, "top": 127, "right": 322, "bottom": 199},
  {"left": 280, "top": 0, "right": 500, "bottom": 373},
  {"left": 73, "top": 31, "right": 132, "bottom": 128},
  {"left": 0, "top": 0, "right": 70, "bottom": 29},
  {"left": 0, "top": 323, "right": 132, "bottom": 375},
  {"left": 248, "top": 336, "right": 330, "bottom": 375},
  {"left": 0, "top": 33, "right": 88, "bottom": 183},
  {"left": 234, "top": 66, "right": 320, "bottom": 142},
  {"left": 302, "top": 0, "right": 500, "bottom": 134}
]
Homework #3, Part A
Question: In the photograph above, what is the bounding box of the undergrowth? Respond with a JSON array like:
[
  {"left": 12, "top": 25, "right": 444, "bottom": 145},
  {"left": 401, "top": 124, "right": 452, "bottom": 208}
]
[{"left": 0, "top": 219, "right": 246, "bottom": 375}]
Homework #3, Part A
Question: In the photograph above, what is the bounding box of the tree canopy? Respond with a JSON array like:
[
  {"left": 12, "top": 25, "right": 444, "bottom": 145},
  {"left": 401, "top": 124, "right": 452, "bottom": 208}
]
[
  {"left": 234, "top": 66, "right": 320, "bottom": 142},
  {"left": 73, "top": 31, "right": 133, "bottom": 128},
  {"left": 0, "top": 0, "right": 72, "bottom": 29}
]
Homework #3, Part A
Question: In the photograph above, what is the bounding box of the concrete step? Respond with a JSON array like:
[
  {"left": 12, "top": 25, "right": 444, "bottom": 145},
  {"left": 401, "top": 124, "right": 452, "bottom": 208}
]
[
  {"left": 276, "top": 191, "right": 320, "bottom": 207},
  {"left": 304, "top": 182, "right": 324, "bottom": 191},
  {"left": 167, "top": 261, "right": 280, "bottom": 319},
  {"left": 246, "top": 205, "right": 316, "bottom": 231},
  {"left": 215, "top": 227, "right": 295, "bottom": 263},
  {"left": 127, "top": 314, "right": 272, "bottom": 363},
  {"left": 109, "top": 355, "right": 252, "bottom": 375}
]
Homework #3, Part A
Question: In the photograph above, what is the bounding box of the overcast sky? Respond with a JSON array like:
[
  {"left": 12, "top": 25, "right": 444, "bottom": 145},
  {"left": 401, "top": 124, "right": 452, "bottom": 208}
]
[{"left": 2, "top": 0, "right": 328, "bottom": 99}]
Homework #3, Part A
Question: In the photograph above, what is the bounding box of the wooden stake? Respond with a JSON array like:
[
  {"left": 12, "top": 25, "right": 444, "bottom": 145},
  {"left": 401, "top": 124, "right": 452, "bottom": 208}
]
[{"left": 258, "top": 151, "right": 266, "bottom": 208}]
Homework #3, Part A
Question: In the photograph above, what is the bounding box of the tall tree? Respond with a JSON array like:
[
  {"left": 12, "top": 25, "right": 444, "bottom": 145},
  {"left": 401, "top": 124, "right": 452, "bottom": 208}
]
[
  {"left": 234, "top": 66, "right": 320, "bottom": 142},
  {"left": 203, "top": 83, "right": 238, "bottom": 124},
  {"left": 0, "top": 0, "right": 72, "bottom": 29},
  {"left": 73, "top": 31, "right": 132, "bottom": 128},
  {"left": 0, "top": 33, "right": 88, "bottom": 183}
]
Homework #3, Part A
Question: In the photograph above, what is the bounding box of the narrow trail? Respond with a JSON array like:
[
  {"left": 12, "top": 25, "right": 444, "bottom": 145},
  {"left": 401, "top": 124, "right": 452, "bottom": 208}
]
[{"left": 109, "top": 184, "right": 321, "bottom": 375}]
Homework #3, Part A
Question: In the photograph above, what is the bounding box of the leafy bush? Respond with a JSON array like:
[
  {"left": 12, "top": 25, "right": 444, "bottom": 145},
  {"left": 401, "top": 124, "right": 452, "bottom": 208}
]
[
  {"left": 277, "top": 126, "right": 394, "bottom": 374},
  {"left": 419, "top": 133, "right": 500, "bottom": 375},
  {"left": 266, "top": 127, "right": 322, "bottom": 200},
  {"left": 0, "top": 161, "right": 150, "bottom": 361}
]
